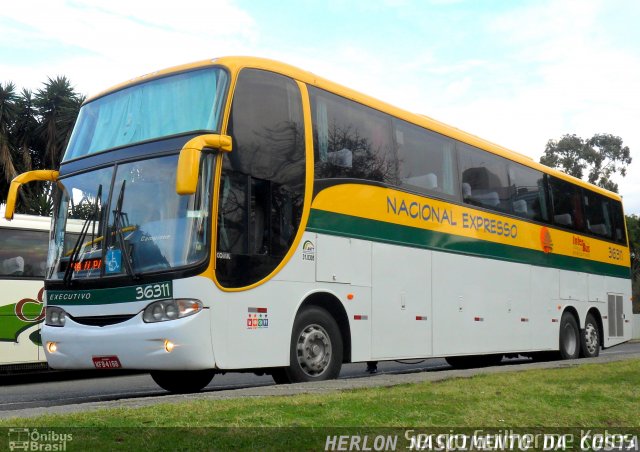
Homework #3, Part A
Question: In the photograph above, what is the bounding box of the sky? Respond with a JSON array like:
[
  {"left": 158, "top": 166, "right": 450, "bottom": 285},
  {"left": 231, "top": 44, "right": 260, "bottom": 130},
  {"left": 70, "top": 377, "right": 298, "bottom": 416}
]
[{"left": 2, "top": 0, "right": 640, "bottom": 213}]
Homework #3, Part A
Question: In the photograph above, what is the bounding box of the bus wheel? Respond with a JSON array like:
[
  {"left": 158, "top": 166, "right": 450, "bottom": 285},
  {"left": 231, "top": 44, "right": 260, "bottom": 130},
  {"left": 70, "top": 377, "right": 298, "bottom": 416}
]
[
  {"left": 150, "top": 369, "right": 215, "bottom": 393},
  {"left": 580, "top": 313, "right": 600, "bottom": 358},
  {"left": 283, "top": 306, "right": 343, "bottom": 383},
  {"left": 559, "top": 312, "right": 580, "bottom": 360}
]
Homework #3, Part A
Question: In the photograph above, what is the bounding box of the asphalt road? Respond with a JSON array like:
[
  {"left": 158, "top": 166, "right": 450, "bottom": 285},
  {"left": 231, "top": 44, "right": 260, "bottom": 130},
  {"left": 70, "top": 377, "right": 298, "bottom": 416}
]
[{"left": 1, "top": 341, "right": 639, "bottom": 419}]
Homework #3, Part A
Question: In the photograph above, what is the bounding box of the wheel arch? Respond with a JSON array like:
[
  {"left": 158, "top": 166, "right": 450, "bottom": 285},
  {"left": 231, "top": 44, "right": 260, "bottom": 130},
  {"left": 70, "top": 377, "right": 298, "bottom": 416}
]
[
  {"left": 562, "top": 305, "right": 580, "bottom": 325},
  {"left": 296, "top": 291, "right": 352, "bottom": 363}
]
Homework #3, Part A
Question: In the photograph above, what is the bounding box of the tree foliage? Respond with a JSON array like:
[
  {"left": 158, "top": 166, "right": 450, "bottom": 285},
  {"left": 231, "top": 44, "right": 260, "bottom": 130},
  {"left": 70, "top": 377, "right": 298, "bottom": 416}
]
[
  {"left": 540, "top": 133, "right": 632, "bottom": 193},
  {"left": 0, "top": 77, "right": 84, "bottom": 214}
]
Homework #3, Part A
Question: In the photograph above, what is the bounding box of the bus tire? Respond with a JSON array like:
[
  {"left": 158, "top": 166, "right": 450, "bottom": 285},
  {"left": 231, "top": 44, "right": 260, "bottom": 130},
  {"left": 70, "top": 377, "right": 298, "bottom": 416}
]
[
  {"left": 580, "top": 313, "right": 600, "bottom": 358},
  {"left": 559, "top": 312, "right": 580, "bottom": 360},
  {"left": 282, "top": 306, "right": 343, "bottom": 383},
  {"left": 150, "top": 369, "right": 215, "bottom": 393}
]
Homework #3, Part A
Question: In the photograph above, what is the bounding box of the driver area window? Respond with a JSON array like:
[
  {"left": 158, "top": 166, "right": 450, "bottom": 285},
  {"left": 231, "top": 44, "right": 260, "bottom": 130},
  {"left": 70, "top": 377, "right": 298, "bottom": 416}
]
[{"left": 217, "top": 69, "right": 305, "bottom": 287}]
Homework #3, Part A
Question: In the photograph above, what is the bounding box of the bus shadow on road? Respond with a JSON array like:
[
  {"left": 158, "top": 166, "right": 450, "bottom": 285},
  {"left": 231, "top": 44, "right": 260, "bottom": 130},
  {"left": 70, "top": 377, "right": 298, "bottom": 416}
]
[{"left": 0, "top": 368, "right": 146, "bottom": 386}]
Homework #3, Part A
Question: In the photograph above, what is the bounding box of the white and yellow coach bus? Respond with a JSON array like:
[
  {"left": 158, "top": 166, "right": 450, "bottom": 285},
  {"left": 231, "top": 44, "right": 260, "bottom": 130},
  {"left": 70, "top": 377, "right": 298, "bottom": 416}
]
[
  {"left": 4, "top": 57, "right": 632, "bottom": 392},
  {"left": 0, "top": 210, "right": 49, "bottom": 371}
]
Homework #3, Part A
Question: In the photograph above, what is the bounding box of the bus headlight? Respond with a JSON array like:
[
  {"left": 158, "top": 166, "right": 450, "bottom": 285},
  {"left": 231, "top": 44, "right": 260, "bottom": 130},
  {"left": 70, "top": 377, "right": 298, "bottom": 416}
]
[
  {"left": 46, "top": 307, "right": 67, "bottom": 327},
  {"left": 143, "top": 299, "right": 203, "bottom": 323}
]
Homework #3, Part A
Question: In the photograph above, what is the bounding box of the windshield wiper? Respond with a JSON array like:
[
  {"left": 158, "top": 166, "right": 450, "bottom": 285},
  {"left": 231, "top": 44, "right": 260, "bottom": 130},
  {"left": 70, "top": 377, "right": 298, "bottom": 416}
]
[
  {"left": 63, "top": 185, "right": 102, "bottom": 287},
  {"left": 111, "top": 180, "right": 139, "bottom": 280}
]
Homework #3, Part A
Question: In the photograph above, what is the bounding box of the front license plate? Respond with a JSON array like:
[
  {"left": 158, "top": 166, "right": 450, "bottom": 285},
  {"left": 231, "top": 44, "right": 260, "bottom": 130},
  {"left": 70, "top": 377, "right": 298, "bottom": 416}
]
[{"left": 92, "top": 356, "right": 122, "bottom": 369}]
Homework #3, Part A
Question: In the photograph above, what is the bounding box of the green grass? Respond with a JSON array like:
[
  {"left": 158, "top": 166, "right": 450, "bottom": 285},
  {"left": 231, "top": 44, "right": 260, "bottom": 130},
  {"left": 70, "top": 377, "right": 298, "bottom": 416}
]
[{"left": 2, "top": 359, "right": 639, "bottom": 450}]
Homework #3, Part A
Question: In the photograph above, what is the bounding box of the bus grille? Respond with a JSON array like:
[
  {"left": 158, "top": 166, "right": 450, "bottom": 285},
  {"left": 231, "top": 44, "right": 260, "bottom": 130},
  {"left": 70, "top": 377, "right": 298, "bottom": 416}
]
[{"left": 71, "top": 315, "right": 135, "bottom": 327}]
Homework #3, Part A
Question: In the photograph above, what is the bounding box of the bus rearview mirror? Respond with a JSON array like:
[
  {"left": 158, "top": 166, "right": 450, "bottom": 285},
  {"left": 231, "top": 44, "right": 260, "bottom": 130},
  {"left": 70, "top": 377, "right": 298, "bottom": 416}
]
[
  {"left": 4, "top": 170, "right": 59, "bottom": 220},
  {"left": 176, "top": 134, "right": 232, "bottom": 195}
]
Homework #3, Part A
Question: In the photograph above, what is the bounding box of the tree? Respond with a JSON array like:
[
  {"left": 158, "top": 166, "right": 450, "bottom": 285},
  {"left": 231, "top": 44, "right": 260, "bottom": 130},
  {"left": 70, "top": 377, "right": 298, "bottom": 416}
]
[
  {"left": 34, "top": 76, "right": 84, "bottom": 170},
  {"left": 0, "top": 82, "right": 18, "bottom": 192},
  {"left": 540, "top": 133, "right": 631, "bottom": 193},
  {"left": 13, "top": 88, "right": 39, "bottom": 173},
  {"left": 0, "top": 77, "right": 83, "bottom": 213}
]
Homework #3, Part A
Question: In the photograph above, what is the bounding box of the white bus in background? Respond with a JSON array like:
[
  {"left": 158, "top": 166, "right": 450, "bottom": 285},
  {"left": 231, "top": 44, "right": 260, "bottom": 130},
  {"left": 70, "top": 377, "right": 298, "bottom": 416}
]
[{"left": 0, "top": 208, "right": 50, "bottom": 372}]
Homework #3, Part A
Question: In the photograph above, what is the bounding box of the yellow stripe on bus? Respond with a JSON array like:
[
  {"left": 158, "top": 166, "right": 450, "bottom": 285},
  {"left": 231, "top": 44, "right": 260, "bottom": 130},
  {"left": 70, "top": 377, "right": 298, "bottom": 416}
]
[{"left": 311, "top": 184, "right": 630, "bottom": 268}]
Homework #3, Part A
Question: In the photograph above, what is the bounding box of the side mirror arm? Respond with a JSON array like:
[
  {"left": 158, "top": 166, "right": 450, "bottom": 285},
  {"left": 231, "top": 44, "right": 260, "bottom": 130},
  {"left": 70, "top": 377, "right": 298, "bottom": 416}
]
[
  {"left": 5, "top": 170, "right": 59, "bottom": 220},
  {"left": 176, "top": 134, "right": 232, "bottom": 195}
]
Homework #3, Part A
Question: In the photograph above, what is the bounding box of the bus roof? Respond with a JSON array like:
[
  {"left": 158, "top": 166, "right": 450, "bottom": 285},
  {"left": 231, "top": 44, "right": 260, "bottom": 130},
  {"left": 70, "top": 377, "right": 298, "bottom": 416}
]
[
  {"left": 86, "top": 56, "right": 622, "bottom": 202},
  {"left": 0, "top": 206, "right": 51, "bottom": 231}
]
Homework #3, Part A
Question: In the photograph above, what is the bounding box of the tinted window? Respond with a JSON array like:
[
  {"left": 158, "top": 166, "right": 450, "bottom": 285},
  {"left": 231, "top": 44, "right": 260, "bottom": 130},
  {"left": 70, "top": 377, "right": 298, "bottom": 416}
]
[
  {"left": 611, "top": 200, "right": 627, "bottom": 245},
  {"left": 549, "top": 177, "right": 584, "bottom": 231},
  {"left": 66, "top": 68, "right": 228, "bottom": 160},
  {"left": 584, "top": 190, "right": 613, "bottom": 239},
  {"left": 217, "top": 69, "right": 305, "bottom": 287},
  {"left": 394, "top": 119, "right": 457, "bottom": 197},
  {"left": 310, "top": 87, "right": 397, "bottom": 184},
  {"left": 459, "top": 143, "right": 511, "bottom": 212},
  {"left": 0, "top": 228, "right": 48, "bottom": 278},
  {"left": 508, "top": 164, "right": 549, "bottom": 222}
]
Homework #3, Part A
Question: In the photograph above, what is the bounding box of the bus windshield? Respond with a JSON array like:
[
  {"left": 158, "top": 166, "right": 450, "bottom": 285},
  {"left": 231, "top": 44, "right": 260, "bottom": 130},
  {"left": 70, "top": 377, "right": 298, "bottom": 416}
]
[
  {"left": 64, "top": 68, "right": 228, "bottom": 161},
  {"left": 48, "top": 154, "right": 215, "bottom": 281}
]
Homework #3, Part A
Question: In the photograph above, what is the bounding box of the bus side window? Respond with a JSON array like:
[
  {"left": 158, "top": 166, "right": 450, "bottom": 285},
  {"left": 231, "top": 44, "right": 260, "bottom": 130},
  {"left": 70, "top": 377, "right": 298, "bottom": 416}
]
[
  {"left": 0, "top": 228, "right": 48, "bottom": 278},
  {"left": 508, "top": 164, "right": 548, "bottom": 222},
  {"left": 549, "top": 176, "right": 584, "bottom": 231},
  {"left": 309, "top": 86, "right": 397, "bottom": 185},
  {"left": 393, "top": 119, "right": 458, "bottom": 198},
  {"left": 584, "top": 190, "right": 613, "bottom": 239},
  {"left": 458, "top": 142, "right": 511, "bottom": 213},
  {"left": 217, "top": 68, "right": 305, "bottom": 287},
  {"left": 611, "top": 200, "right": 627, "bottom": 245}
]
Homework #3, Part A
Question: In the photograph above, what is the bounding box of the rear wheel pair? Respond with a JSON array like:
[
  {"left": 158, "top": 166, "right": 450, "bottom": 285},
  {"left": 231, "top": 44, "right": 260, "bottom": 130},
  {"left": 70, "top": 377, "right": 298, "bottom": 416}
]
[
  {"left": 560, "top": 312, "right": 600, "bottom": 359},
  {"left": 447, "top": 312, "right": 601, "bottom": 370}
]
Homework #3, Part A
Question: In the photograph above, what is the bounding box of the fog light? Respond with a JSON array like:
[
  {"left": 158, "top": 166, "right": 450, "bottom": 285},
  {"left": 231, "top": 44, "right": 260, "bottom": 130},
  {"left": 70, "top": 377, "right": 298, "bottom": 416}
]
[
  {"left": 47, "top": 342, "right": 58, "bottom": 353},
  {"left": 164, "top": 340, "right": 175, "bottom": 353}
]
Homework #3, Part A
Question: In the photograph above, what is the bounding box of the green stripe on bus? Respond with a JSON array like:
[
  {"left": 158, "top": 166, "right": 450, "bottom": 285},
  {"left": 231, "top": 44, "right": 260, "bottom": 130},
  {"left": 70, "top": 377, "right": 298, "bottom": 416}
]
[
  {"left": 47, "top": 281, "right": 174, "bottom": 306},
  {"left": 307, "top": 209, "right": 631, "bottom": 280}
]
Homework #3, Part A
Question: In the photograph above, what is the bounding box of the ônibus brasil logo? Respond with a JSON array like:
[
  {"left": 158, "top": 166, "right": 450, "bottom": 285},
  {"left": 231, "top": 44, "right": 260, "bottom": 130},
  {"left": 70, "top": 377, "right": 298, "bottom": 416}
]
[{"left": 0, "top": 287, "right": 44, "bottom": 344}]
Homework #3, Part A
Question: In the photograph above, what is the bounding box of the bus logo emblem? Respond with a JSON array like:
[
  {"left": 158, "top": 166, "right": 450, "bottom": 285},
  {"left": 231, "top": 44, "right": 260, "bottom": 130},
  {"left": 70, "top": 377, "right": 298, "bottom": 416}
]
[{"left": 302, "top": 240, "right": 315, "bottom": 261}]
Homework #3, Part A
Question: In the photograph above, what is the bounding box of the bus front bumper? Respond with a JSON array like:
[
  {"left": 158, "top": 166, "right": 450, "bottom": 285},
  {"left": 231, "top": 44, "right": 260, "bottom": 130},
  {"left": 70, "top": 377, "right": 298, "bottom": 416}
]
[{"left": 42, "top": 310, "right": 215, "bottom": 371}]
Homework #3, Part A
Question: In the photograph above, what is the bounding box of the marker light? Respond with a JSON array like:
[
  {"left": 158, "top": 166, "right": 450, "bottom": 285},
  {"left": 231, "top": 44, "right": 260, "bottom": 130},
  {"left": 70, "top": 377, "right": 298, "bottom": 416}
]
[
  {"left": 164, "top": 340, "right": 175, "bottom": 353},
  {"left": 143, "top": 299, "right": 203, "bottom": 323},
  {"left": 47, "top": 342, "right": 58, "bottom": 353}
]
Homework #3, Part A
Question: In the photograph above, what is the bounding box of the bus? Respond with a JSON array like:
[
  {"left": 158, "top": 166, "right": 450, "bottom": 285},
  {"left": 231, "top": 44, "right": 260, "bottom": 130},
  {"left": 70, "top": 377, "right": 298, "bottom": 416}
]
[
  {"left": 4, "top": 57, "right": 632, "bottom": 392},
  {"left": 0, "top": 209, "right": 49, "bottom": 372}
]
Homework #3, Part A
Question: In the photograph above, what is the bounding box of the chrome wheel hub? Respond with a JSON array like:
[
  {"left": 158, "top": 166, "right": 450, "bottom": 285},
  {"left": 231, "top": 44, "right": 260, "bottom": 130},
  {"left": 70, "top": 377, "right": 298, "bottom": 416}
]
[
  {"left": 296, "top": 324, "right": 332, "bottom": 377},
  {"left": 584, "top": 323, "right": 599, "bottom": 355}
]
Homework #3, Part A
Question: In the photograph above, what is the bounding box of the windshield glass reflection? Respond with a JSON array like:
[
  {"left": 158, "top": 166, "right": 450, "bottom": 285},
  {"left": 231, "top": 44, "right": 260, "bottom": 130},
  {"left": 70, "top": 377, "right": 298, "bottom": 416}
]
[{"left": 49, "top": 154, "right": 214, "bottom": 281}]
